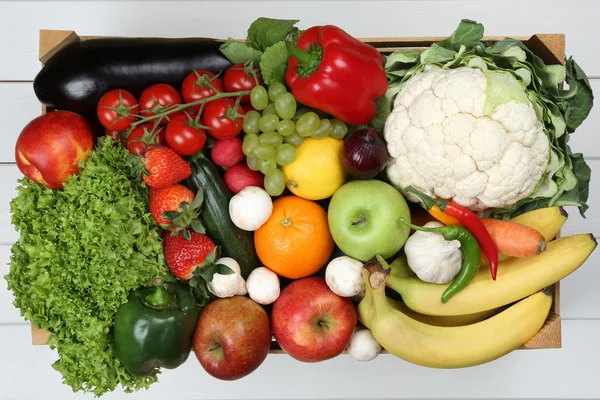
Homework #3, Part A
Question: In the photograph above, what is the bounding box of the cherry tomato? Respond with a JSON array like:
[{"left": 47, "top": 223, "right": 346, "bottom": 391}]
[
  {"left": 104, "top": 128, "right": 123, "bottom": 143},
  {"left": 97, "top": 89, "right": 139, "bottom": 131},
  {"left": 182, "top": 70, "right": 223, "bottom": 110},
  {"left": 139, "top": 84, "right": 183, "bottom": 125},
  {"left": 165, "top": 114, "right": 207, "bottom": 156},
  {"left": 126, "top": 123, "right": 167, "bottom": 156},
  {"left": 243, "top": 103, "right": 257, "bottom": 114},
  {"left": 202, "top": 98, "right": 246, "bottom": 139},
  {"left": 222, "top": 63, "right": 262, "bottom": 104}
]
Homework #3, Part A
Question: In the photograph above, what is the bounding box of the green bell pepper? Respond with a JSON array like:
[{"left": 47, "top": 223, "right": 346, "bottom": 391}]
[{"left": 113, "top": 279, "right": 198, "bottom": 377}]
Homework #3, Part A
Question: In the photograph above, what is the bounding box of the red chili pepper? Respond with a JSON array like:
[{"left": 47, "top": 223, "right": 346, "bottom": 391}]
[
  {"left": 284, "top": 26, "right": 388, "bottom": 125},
  {"left": 406, "top": 186, "right": 499, "bottom": 280}
]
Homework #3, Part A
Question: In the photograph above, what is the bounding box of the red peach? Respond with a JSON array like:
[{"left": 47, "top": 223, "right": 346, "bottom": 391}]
[{"left": 15, "top": 111, "right": 94, "bottom": 189}]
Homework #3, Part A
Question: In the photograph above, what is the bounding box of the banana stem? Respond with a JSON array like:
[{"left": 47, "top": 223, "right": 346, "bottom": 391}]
[{"left": 364, "top": 255, "right": 391, "bottom": 290}]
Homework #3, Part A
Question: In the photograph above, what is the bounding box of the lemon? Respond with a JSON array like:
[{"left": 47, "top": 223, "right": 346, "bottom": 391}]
[{"left": 281, "top": 137, "right": 347, "bottom": 200}]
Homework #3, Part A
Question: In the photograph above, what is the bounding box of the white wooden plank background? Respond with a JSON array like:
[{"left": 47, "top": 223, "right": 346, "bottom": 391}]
[{"left": 1, "top": 1, "right": 599, "bottom": 399}]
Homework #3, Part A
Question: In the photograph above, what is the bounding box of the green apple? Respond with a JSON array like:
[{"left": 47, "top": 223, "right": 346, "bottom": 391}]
[{"left": 327, "top": 180, "right": 411, "bottom": 261}]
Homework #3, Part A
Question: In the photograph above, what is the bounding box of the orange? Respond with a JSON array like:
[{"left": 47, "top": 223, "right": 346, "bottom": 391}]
[{"left": 254, "top": 195, "right": 334, "bottom": 279}]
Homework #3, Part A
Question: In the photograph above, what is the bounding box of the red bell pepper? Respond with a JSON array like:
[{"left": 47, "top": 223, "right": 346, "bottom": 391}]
[{"left": 284, "top": 26, "right": 388, "bottom": 125}]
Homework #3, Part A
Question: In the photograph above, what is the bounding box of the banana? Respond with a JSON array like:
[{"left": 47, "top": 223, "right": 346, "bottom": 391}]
[
  {"left": 358, "top": 290, "right": 501, "bottom": 329},
  {"left": 508, "top": 206, "right": 568, "bottom": 242},
  {"left": 365, "top": 268, "right": 553, "bottom": 368},
  {"left": 388, "top": 233, "right": 596, "bottom": 316},
  {"left": 389, "top": 254, "right": 415, "bottom": 279},
  {"left": 498, "top": 206, "right": 569, "bottom": 261}
]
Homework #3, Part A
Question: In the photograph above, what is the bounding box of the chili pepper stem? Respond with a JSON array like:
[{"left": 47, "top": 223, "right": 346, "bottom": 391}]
[{"left": 406, "top": 186, "right": 446, "bottom": 211}]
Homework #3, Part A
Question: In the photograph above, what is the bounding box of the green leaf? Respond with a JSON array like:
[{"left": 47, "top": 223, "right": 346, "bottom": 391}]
[
  {"left": 384, "top": 50, "right": 421, "bottom": 69},
  {"left": 369, "top": 96, "right": 391, "bottom": 132},
  {"left": 215, "top": 264, "right": 235, "bottom": 275},
  {"left": 438, "top": 19, "right": 484, "bottom": 51},
  {"left": 557, "top": 57, "right": 594, "bottom": 132},
  {"left": 219, "top": 39, "right": 263, "bottom": 66},
  {"left": 420, "top": 44, "right": 457, "bottom": 64},
  {"left": 246, "top": 17, "right": 299, "bottom": 52},
  {"left": 190, "top": 219, "right": 205, "bottom": 234},
  {"left": 259, "top": 41, "right": 289, "bottom": 85}
]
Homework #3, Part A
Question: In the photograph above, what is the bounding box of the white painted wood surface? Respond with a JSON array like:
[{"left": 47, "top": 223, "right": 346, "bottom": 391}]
[{"left": 0, "top": 1, "right": 599, "bottom": 399}]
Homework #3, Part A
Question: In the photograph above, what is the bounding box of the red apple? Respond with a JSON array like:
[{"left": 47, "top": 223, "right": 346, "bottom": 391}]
[
  {"left": 15, "top": 110, "right": 94, "bottom": 189},
  {"left": 271, "top": 276, "right": 358, "bottom": 362},
  {"left": 193, "top": 295, "right": 271, "bottom": 380}
]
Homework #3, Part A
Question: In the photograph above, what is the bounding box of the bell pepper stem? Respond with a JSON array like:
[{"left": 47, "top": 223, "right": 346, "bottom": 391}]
[
  {"left": 285, "top": 28, "right": 323, "bottom": 78},
  {"left": 145, "top": 285, "right": 170, "bottom": 309}
]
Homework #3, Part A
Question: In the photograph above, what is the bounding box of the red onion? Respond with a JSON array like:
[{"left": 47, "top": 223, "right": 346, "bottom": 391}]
[{"left": 342, "top": 128, "right": 389, "bottom": 179}]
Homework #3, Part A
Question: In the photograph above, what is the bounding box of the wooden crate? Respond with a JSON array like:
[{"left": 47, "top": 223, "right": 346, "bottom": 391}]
[{"left": 30, "top": 29, "right": 563, "bottom": 350}]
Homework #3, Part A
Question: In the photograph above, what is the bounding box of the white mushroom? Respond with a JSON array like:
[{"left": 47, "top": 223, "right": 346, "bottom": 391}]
[
  {"left": 325, "top": 256, "right": 365, "bottom": 297},
  {"left": 246, "top": 266, "right": 280, "bottom": 305},
  {"left": 346, "top": 328, "right": 382, "bottom": 361},
  {"left": 207, "top": 257, "right": 247, "bottom": 298},
  {"left": 229, "top": 186, "right": 273, "bottom": 231}
]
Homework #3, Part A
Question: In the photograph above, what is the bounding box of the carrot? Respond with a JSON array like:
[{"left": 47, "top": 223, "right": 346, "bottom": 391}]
[{"left": 481, "top": 218, "right": 546, "bottom": 258}]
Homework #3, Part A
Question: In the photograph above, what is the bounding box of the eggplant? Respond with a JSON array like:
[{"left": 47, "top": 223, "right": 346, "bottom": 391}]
[{"left": 33, "top": 37, "right": 233, "bottom": 118}]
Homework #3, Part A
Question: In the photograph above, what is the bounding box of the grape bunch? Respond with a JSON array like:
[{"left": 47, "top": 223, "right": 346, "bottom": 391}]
[{"left": 242, "top": 82, "right": 348, "bottom": 196}]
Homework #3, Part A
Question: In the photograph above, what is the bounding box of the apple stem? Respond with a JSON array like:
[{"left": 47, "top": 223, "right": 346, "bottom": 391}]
[
  {"left": 350, "top": 217, "right": 366, "bottom": 226},
  {"left": 318, "top": 320, "right": 330, "bottom": 331}
]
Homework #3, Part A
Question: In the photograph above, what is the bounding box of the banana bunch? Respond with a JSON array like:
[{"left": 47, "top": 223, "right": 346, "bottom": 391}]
[{"left": 357, "top": 207, "right": 598, "bottom": 368}]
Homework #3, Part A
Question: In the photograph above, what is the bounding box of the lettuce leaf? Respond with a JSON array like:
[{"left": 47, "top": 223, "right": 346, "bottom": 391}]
[{"left": 4, "top": 137, "right": 172, "bottom": 396}]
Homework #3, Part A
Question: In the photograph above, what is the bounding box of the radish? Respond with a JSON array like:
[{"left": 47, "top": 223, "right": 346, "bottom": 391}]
[
  {"left": 211, "top": 137, "right": 243, "bottom": 168},
  {"left": 224, "top": 162, "right": 264, "bottom": 194}
]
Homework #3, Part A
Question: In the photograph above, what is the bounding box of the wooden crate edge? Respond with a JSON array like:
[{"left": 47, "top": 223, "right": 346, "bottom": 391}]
[{"left": 31, "top": 29, "right": 565, "bottom": 349}]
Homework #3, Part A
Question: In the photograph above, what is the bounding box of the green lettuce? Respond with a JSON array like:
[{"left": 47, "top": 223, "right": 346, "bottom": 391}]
[
  {"left": 5, "top": 137, "right": 172, "bottom": 396},
  {"left": 385, "top": 19, "right": 594, "bottom": 219}
]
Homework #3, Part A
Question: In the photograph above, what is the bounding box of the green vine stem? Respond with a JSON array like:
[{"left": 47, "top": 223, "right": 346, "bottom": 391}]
[{"left": 129, "top": 89, "right": 251, "bottom": 130}]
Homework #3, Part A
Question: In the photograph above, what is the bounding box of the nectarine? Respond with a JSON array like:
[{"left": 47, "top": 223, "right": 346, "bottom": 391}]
[{"left": 15, "top": 111, "right": 94, "bottom": 189}]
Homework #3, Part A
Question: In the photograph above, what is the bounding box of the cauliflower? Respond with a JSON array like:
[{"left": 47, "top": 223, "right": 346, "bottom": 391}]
[{"left": 384, "top": 66, "right": 550, "bottom": 211}]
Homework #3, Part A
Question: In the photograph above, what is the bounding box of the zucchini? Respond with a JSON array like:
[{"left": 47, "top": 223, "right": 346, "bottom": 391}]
[
  {"left": 33, "top": 37, "right": 232, "bottom": 118},
  {"left": 186, "top": 152, "right": 260, "bottom": 279}
]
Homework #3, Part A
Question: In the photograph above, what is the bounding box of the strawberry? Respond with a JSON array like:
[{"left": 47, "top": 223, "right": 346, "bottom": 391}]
[
  {"left": 149, "top": 185, "right": 206, "bottom": 238},
  {"left": 143, "top": 146, "right": 192, "bottom": 188},
  {"left": 163, "top": 231, "right": 233, "bottom": 300},
  {"left": 164, "top": 231, "right": 217, "bottom": 280}
]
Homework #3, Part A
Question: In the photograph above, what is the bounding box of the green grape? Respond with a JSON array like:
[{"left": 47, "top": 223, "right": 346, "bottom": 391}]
[
  {"left": 250, "top": 86, "right": 269, "bottom": 110},
  {"left": 293, "top": 107, "right": 310, "bottom": 122},
  {"left": 276, "top": 119, "right": 296, "bottom": 136},
  {"left": 283, "top": 131, "right": 304, "bottom": 147},
  {"left": 330, "top": 118, "right": 348, "bottom": 139},
  {"left": 253, "top": 144, "right": 276, "bottom": 161},
  {"left": 247, "top": 156, "right": 261, "bottom": 171},
  {"left": 262, "top": 103, "right": 278, "bottom": 116},
  {"left": 259, "top": 159, "right": 277, "bottom": 175},
  {"left": 274, "top": 93, "right": 297, "bottom": 120},
  {"left": 275, "top": 143, "right": 296, "bottom": 166},
  {"left": 242, "top": 133, "right": 260, "bottom": 156},
  {"left": 264, "top": 169, "right": 286, "bottom": 196},
  {"left": 268, "top": 82, "right": 287, "bottom": 102},
  {"left": 259, "top": 131, "right": 283, "bottom": 147},
  {"left": 259, "top": 114, "right": 279, "bottom": 133},
  {"left": 243, "top": 110, "right": 261, "bottom": 135},
  {"left": 311, "top": 119, "right": 333, "bottom": 138},
  {"left": 295, "top": 112, "right": 320, "bottom": 137}
]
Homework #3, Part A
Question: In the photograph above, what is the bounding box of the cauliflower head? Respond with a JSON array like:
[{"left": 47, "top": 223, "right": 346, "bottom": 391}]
[{"left": 384, "top": 66, "right": 550, "bottom": 211}]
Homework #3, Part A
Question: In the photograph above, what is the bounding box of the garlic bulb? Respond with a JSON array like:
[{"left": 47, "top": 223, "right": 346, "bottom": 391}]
[{"left": 404, "top": 221, "right": 463, "bottom": 284}]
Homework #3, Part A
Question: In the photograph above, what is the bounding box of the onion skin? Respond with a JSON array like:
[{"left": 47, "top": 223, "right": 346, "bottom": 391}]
[{"left": 342, "top": 128, "right": 389, "bottom": 179}]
